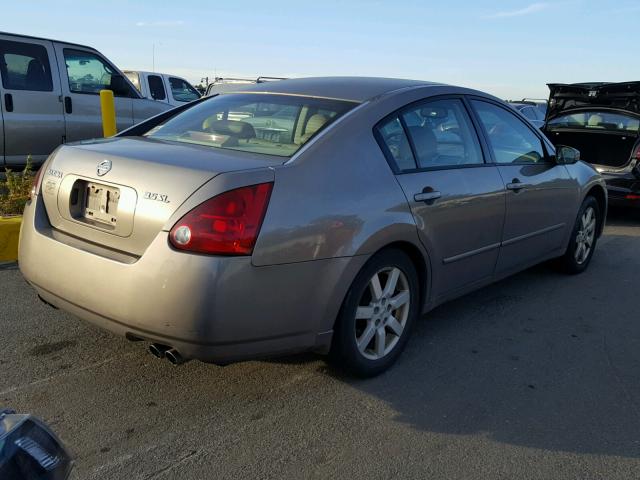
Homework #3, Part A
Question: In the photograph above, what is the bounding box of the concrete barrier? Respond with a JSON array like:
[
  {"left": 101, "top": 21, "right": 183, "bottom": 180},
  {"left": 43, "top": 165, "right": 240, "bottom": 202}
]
[{"left": 0, "top": 217, "right": 21, "bottom": 261}]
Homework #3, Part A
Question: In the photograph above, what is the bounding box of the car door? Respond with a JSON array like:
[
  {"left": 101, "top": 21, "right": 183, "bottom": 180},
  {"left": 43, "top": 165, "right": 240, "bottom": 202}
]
[
  {"left": 53, "top": 43, "right": 134, "bottom": 141},
  {"left": 0, "top": 35, "right": 65, "bottom": 166},
  {"left": 376, "top": 97, "right": 506, "bottom": 300},
  {"left": 469, "top": 98, "right": 577, "bottom": 275}
]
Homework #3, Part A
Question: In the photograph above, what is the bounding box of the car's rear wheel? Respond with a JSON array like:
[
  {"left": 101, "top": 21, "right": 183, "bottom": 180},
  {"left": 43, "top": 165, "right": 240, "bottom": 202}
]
[
  {"left": 330, "top": 249, "right": 420, "bottom": 377},
  {"left": 558, "top": 196, "right": 600, "bottom": 274}
]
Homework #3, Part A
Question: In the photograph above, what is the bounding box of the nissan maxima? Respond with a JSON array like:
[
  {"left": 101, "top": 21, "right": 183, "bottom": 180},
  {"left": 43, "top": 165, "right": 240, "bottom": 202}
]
[{"left": 19, "top": 77, "right": 607, "bottom": 376}]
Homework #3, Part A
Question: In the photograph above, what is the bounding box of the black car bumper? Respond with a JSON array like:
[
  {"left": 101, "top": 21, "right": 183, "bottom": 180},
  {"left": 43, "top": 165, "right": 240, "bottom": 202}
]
[{"left": 601, "top": 171, "right": 640, "bottom": 207}]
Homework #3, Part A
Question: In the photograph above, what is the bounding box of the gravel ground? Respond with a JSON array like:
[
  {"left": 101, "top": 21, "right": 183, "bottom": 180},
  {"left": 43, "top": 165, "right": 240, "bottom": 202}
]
[{"left": 1, "top": 208, "right": 639, "bottom": 479}]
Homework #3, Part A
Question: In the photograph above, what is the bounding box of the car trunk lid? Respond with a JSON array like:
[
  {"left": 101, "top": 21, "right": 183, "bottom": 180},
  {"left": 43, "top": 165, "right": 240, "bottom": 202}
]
[
  {"left": 41, "top": 137, "right": 283, "bottom": 257},
  {"left": 546, "top": 82, "right": 640, "bottom": 120}
]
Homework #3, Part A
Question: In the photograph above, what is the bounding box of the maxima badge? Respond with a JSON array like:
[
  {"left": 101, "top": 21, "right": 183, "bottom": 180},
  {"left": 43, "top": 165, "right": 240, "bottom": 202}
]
[{"left": 97, "top": 159, "right": 112, "bottom": 176}]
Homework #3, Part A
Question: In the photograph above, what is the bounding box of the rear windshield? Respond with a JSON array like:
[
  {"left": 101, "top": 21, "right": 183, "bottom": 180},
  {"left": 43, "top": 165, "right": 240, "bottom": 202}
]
[
  {"left": 548, "top": 111, "right": 640, "bottom": 132},
  {"left": 144, "top": 93, "right": 357, "bottom": 157}
]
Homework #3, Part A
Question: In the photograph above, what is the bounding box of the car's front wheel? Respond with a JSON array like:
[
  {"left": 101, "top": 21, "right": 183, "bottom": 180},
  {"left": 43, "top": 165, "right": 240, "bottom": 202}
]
[
  {"left": 330, "top": 249, "right": 420, "bottom": 377},
  {"left": 558, "top": 196, "right": 601, "bottom": 274}
]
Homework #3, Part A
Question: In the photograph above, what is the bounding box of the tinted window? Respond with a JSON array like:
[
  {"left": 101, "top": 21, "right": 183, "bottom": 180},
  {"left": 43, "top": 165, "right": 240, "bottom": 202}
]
[
  {"left": 169, "top": 77, "right": 200, "bottom": 102},
  {"left": 402, "top": 99, "right": 483, "bottom": 169},
  {"left": 145, "top": 93, "right": 356, "bottom": 157},
  {"left": 0, "top": 40, "right": 53, "bottom": 91},
  {"left": 63, "top": 49, "right": 130, "bottom": 96},
  {"left": 148, "top": 75, "right": 166, "bottom": 100},
  {"left": 376, "top": 116, "right": 416, "bottom": 172},
  {"left": 472, "top": 100, "right": 546, "bottom": 164},
  {"left": 548, "top": 111, "right": 640, "bottom": 132}
]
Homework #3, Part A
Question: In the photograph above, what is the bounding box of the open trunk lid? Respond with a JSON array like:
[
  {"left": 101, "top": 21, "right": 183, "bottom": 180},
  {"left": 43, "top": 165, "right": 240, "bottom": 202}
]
[
  {"left": 40, "top": 137, "right": 283, "bottom": 257},
  {"left": 546, "top": 82, "right": 640, "bottom": 120}
]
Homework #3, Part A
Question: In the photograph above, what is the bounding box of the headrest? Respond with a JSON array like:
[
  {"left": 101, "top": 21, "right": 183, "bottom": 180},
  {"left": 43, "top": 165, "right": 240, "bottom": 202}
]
[
  {"left": 305, "top": 114, "right": 328, "bottom": 134},
  {"left": 204, "top": 119, "right": 256, "bottom": 139}
]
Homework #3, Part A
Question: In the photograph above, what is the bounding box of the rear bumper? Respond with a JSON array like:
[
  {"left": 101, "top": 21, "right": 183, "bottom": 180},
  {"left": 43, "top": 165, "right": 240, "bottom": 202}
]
[
  {"left": 18, "top": 196, "right": 366, "bottom": 363},
  {"left": 601, "top": 171, "right": 640, "bottom": 207}
]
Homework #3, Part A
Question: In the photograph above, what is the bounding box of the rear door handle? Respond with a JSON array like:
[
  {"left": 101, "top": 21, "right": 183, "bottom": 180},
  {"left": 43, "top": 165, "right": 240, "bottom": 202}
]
[
  {"left": 4, "top": 93, "right": 13, "bottom": 112},
  {"left": 414, "top": 191, "right": 442, "bottom": 202},
  {"left": 64, "top": 96, "right": 72, "bottom": 114},
  {"left": 506, "top": 180, "right": 530, "bottom": 191}
]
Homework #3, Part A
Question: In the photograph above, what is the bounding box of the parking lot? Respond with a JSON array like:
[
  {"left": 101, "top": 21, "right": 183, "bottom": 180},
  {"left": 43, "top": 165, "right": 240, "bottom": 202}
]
[{"left": 0, "top": 208, "right": 638, "bottom": 479}]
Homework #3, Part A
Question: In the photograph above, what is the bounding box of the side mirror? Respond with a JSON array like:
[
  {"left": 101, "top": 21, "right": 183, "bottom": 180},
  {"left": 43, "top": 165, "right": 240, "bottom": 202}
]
[
  {"left": 109, "top": 75, "right": 132, "bottom": 97},
  {"left": 0, "top": 410, "right": 73, "bottom": 479},
  {"left": 555, "top": 145, "right": 580, "bottom": 165}
]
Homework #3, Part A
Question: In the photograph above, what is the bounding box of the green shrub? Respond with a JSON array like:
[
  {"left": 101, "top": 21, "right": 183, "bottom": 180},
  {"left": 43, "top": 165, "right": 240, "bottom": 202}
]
[{"left": 0, "top": 157, "right": 35, "bottom": 217}]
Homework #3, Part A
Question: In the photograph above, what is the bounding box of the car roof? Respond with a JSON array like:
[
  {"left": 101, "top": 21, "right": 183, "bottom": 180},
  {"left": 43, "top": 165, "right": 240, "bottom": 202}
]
[
  {"left": 0, "top": 31, "right": 98, "bottom": 52},
  {"left": 222, "top": 76, "right": 442, "bottom": 103}
]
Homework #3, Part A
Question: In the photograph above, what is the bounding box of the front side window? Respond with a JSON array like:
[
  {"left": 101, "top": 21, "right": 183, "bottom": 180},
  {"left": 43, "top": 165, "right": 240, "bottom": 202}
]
[
  {"left": 145, "top": 93, "right": 356, "bottom": 157},
  {"left": 148, "top": 75, "right": 166, "bottom": 101},
  {"left": 169, "top": 77, "right": 200, "bottom": 102},
  {"left": 472, "top": 100, "right": 546, "bottom": 164},
  {"left": 547, "top": 110, "right": 640, "bottom": 132},
  {"left": 0, "top": 40, "right": 53, "bottom": 91},
  {"left": 402, "top": 99, "right": 484, "bottom": 169},
  {"left": 63, "top": 49, "right": 130, "bottom": 96}
]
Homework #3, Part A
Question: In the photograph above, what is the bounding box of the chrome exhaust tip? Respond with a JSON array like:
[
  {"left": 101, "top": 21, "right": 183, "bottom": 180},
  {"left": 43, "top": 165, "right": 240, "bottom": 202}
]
[
  {"left": 149, "top": 343, "right": 171, "bottom": 359},
  {"left": 165, "top": 348, "right": 187, "bottom": 366}
]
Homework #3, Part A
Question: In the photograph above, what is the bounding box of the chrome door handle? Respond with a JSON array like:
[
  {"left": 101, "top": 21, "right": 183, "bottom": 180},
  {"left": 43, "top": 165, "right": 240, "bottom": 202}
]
[
  {"left": 414, "top": 191, "right": 442, "bottom": 202},
  {"left": 506, "top": 181, "right": 530, "bottom": 191}
]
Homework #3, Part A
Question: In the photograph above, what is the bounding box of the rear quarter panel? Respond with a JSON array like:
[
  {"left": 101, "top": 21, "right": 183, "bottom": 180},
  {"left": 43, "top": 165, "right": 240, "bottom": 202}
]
[
  {"left": 565, "top": 160, "right": 608, "bottom": 233},
  {"left": 251, "top": 102, "right": 422, "bottom": 268}
]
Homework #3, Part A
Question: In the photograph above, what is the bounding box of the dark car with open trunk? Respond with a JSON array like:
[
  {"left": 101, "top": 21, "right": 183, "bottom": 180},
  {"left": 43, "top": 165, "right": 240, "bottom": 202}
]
[{"left": 543, "top": 82, "right": 640, "bottom": 206}]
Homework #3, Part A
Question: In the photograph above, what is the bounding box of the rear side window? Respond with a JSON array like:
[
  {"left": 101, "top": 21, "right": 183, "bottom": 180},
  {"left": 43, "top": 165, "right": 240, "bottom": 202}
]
[
  {"left": 169, "top": 77, "right": 200, "bottom": 102},
  {"left": 376, "top": 117, "right": 416, "bottom": 172},
  {"left": 148, "top": 75, "right": 166, "bottom": 100},
  {"left": 402, "top": 99, "right": 483, "bottom": 169},
  {"left": 0, "top": 40, "right": 53, "bottom": 91},
  {"left": 472, "top": 100, "right": 546, "bottom": 164}
]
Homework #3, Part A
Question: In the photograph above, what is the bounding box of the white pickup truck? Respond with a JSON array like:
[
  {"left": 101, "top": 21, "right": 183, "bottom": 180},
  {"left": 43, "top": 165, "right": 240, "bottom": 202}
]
[
  {"left": 123, "top": 71, "right": 201, "bottom": 107},
  {"left": 0, "top": 32, "right": 172, "bottom": 167}
]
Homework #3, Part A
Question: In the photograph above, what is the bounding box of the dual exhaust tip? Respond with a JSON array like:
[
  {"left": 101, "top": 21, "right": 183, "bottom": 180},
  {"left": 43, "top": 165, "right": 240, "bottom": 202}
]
[{"left": 148, "top": 343, "right": 187, "bottom": 366}]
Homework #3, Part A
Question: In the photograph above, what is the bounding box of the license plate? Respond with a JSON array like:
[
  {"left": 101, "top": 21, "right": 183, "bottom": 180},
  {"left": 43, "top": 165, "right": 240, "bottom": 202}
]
[{"left": 83, "top": 182, "right": 120, "bottom": 226}]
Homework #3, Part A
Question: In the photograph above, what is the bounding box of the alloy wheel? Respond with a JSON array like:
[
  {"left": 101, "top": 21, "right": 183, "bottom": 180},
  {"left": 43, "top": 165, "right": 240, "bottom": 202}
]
[
  {"left": 574, "top": 206, "right": 597, "bottom": 265},
  {"left": 354, "top": 267, "right": 411, "bottom": 360}
]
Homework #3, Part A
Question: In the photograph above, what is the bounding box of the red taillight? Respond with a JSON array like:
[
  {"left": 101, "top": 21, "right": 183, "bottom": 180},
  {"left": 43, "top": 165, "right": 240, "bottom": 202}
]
[
  {"left": 30, "top": 165, "right": 45, "bottom": 200},
  {"left": 169, "top": 182, "right": 273, "bottom": 255},
  {"left": 634, "top": 145, "right": 640, "bottom": 161},
  {"left": 626, "top": 194, "right": 640, "bottom": 200}
]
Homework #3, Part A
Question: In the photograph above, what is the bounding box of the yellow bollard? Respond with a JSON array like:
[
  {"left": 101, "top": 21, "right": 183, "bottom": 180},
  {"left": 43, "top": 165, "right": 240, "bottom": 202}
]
[{"left": 100, "top": 89, "right": 117, "bottom": 137}]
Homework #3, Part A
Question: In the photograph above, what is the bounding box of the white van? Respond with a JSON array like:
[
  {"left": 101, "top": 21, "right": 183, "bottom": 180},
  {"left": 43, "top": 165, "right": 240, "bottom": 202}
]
[
  {"left": 123, "top": 71, "right": 201, "bottom": 107},
  {"left": 0, "top": 32, "right": 172, "bottom": 167}
]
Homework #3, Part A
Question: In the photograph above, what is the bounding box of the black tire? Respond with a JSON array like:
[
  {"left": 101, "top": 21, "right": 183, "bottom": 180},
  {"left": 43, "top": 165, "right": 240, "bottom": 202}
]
[
  {"left": 329, "top": 249, "right": 420, "bottom": 377},
  {"left": 557, "top": 196, "right": 601, "bottom": 274}
]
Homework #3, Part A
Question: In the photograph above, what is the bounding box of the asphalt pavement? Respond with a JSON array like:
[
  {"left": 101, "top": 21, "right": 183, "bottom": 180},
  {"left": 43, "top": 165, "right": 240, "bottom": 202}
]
[{"left": 1, "top": 208, "right": 639, "bottom": 479}]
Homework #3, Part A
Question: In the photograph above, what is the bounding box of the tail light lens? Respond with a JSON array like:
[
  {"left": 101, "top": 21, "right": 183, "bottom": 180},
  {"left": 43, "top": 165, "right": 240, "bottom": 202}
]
[
  {"left": 30, "top": 165, "right": 45, "bottom": 201},
  {"left": 169, "top": 182, "right": 273, "bottom": 255}
]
